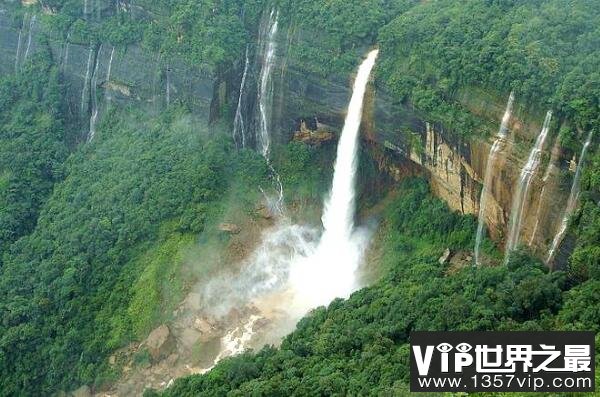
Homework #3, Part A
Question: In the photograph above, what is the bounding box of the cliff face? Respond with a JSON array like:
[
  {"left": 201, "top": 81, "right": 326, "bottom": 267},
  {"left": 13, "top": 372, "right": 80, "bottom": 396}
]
[
  {"left": 0, "top": 7, "right": 219, "bottom": 141},
  {"left": 254, "top": 23, "right": 578, "bottom": 266},
  {"left": 0, "top": 5, "right": 579, "bottom": 266}
]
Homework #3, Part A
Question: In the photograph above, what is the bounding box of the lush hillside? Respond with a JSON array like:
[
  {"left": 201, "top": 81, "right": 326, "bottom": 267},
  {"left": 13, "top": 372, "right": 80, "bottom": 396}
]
[
  {"left": 377, "top": 0, "right": 600, "bottom": 136},
  {"left": 0, "top": 105, "right": 272, "bottom": 394},
  {"left": 0, "top": 0, "right": 597, "bottom": 395},
  {"left": 153, "top": 179, "right": 599, "bottom": 396},
  {"left": 0, "top": 51, "right": 67, "bottom": 261}
]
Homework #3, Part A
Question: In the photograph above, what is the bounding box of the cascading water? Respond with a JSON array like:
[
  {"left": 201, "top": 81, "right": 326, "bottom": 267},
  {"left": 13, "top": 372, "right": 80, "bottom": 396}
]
[
  {"left": 289, "top": 49, "right": 379, "bottom": 309},
  {"left": 23, "top": 15, "right": 36, "bottom": 63},
  {"left": 256, "top": 9, "right": 278, "bottom": 158},
  {"left": 546, "top": 130, "right": 594, "bottom": 265},
  {"left": 81, "top": 46, "right": 94, "bottom": 115},
  {"left": 233, "top": 45, "right": 250, "bottom": 148},
  {"left": 474, "top": 91, "right": 515, "bottom": 266},
  {"left": 199, "top": 50, "right": 379, "bottom": 371},
  {"left": 87, "top": 45, "right": 102, "bottom": 142},
  {"left": 14, "top": 14, "right": 26, "bottom": 72},
  {"left": 505, "top": 110, "right": 552, "bottom": 257},
  {"left": 105, "top": 46, "right": 115, "bottom": 102}
]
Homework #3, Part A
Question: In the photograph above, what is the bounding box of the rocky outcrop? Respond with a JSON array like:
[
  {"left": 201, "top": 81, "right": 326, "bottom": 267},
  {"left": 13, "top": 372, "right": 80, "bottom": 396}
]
[
  {"left": 142, "top": 325, "right": 176, "bottom": 362},
  {"left": 254, "top": 21, "right": 579, "bottom": 264},
  {"left": 218, "top": 223, "right": 241, "bottom": 234},
  {"left": 293, "top": 120, "right": 334, "bottom": 145},
  {"left": 0, "top": 6, "right": 581, "bottom": 265},
  {"left": 0, "top": 9, "right": 219, "bottom": 141}
]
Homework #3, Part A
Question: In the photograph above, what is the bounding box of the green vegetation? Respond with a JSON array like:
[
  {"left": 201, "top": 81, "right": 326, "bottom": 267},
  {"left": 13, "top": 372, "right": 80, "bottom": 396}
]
[
  {"left": 0, "top": 107, "right": 271, "bottom": 394},
  {"left": 156, "top": 179, "right": 599, "bottom": 396},
  {"left": 0, "top": 51, "right": 67, "bottom": 261},
  {"left": 0, "top": 1, "right": 598, "bottom": 396},
  {"left": 278, "top": 0, "right": 417, "bottom": 77},
  {"left": 377, "top": 0, "right": 600, "bottom": 136}
]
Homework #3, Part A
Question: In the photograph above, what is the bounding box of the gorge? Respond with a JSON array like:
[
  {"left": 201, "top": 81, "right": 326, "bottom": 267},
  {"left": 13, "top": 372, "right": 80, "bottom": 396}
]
[{"left": 0, "top": 1, "right": 597, "bottom": 396}]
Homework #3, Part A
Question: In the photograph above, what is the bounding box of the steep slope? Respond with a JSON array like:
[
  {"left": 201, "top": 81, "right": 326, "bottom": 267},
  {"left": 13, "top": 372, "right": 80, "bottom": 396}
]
[{"left": 155, "top": 179, "right": 599, "bottom": 396}]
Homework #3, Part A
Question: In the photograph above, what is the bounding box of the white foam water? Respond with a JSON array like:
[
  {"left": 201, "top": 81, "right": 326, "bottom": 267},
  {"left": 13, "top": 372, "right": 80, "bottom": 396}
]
[
  {"left": 197, "top": 50, "right": 379, "bottom": 371},
  {"left": 505, "top": 110, "right": 552, "bottom": 257},
  {"left": 256, "top": 9, "right": 279, "bottom": 158},
  {"left": 546, "top": 130, "right": 594, "bottom": 265},
  {"left": 474, "top": 91, "right": 515, "bottom": 265}
]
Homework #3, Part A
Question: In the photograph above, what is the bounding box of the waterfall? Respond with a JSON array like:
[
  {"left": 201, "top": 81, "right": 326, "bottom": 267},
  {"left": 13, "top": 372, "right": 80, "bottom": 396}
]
[
  {"left": 528, "top": 157, "right": 553, "bottom": 246},
  {"left": 87, "top": 45, "right": 102, "bottom": 142},
  {"left": 256, "top": 9, "right": 279, "bottom": 158},
  {"left": 505, "top": 110, "right": 552, "bottom": 257},
  {"left": 81, "top": 46, "right": 94, "bottom": 114},
  {"left": 61, "top": 39, "right": 71, "bottom": 73},
  {"left": 196, "top": 50, "right": 378, "bottom": 372},
  {"left": 166, "top": 64, "right": 171, "bottom": 106},
  {"left": 474, "top": 91, "right": 515, "bottom": 266},
  {"left": 290, "top": 49, "right": 379, "bottom": 308},
  {"left": 233, "top": 45, "right": 250, "bottom": 148},
  {"left": 105, "top": 46, "right": 115, "bottom": 102},
  {"left": 14, "top": 14, "right": 26, "bottom": 72},
  {"left": 546, "top": 130, "right": 594, "bottom": 265},
  {"left": 22, "top": 15, "right": 36, "bottom": 64}
]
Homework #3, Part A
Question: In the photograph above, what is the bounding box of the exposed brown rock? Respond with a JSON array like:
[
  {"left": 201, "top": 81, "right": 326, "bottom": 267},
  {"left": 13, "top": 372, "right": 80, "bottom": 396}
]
[
  {"left": 218, "top": 223, "right": 241, "bottom": 234},
  {"left": 255, "top": 205, "right": 273, "bottom": 220},
  {"left": 293, "top": 120, "right": 334, "bottom": 145},
  {"left": 142, "top": 325, "right": 176, "bottom": 362},
  {"left": 438, "top": 248, "right": 452, "bottom": 265},
  {"left": 71, "top": 385, "right": 91, "bottom": 397}
]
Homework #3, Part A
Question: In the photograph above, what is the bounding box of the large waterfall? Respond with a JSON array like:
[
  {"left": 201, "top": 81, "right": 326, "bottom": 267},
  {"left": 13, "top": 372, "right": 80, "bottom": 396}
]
[
  {"left": 289, "top": 49, "right": 379, "bottom": 308},
  {"left": 546, "top": 130, "right": 594, "bottom": 265},
  {"left": 505, "top": 110, "right": 552, "bottom": 256},
  {"left": 474, "top": 91, "right": 515, "bottom": 265},
  {"left": 199, "top": 50, "right": 379, "bottom": 371},
  {"left": 256, "top": 9, "right": 279, "bottom": 157},
  {"left": 233, "top": 45, "right": 250, "bottom": 148}
]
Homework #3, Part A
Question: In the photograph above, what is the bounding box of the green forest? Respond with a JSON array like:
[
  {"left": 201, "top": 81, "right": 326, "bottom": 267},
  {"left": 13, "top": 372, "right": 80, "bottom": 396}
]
[{"left": 0, "top": 0, "right": 598, "bottom": 396}]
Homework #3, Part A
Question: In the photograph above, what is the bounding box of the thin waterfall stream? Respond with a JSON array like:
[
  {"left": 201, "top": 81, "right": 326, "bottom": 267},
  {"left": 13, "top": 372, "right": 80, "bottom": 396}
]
[
  {"left": 505, "top": 110, "right": 552, "bottom": 257},
  {"left": 546, "top": 130, "right": 594, "bottom": 265},
  {"left": 87, "top": 45, "right": 102, "bottom": 142},
  {"left": 256, "top": 9, "right": 279, "bottom": 158},
  {"left": 233, "top": 45, "right": 250, "bottom": 148},
  {"left": 474, "top": 92, "right": 515, "bottom": 265}
]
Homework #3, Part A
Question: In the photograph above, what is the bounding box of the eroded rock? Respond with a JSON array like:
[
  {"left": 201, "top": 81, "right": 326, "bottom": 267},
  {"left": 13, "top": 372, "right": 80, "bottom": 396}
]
[
  {"left": 293, "top": 120, "right": 334, "bottom": 145},
  {"left": 142, "top": 325, "right": 176, "bottom": 362},
  {"left": 218, "top": 223, "right": 241, "bottom": 234},
  {"left": 438, "top": 248, "right": 452, "bottom": 265}
]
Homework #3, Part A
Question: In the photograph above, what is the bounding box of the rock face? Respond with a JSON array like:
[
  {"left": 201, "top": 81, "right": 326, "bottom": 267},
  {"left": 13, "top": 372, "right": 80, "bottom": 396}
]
[
  {"left": 0, "top": 8, "right": 219, "bottom": 141},
  {"left": 250, "top": 21, "right": 578, "bottom": 265},
  {"left": 218, "top": 223, "right": 242, "bottom": 234},
  {"left": 0, "top": 5, "right": 580, "bottom": 266},
  {"left": 293, "top": 120, "right": 334, "bottom": 145},
  {"left": 142, "top": 325, "right": 176, "bottom": 362}
]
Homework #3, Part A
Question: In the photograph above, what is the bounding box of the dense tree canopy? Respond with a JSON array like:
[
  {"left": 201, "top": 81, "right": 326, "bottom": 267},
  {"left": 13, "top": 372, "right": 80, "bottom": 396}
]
[
  {"left": 0, "top": 0, "right": 597, "bottom": 395},
  {"left": 0, "top": 51, "right": 67, "bottom": 261},
  {"left": 156, "top": 180, "right": 598, "bottom": 396}
]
